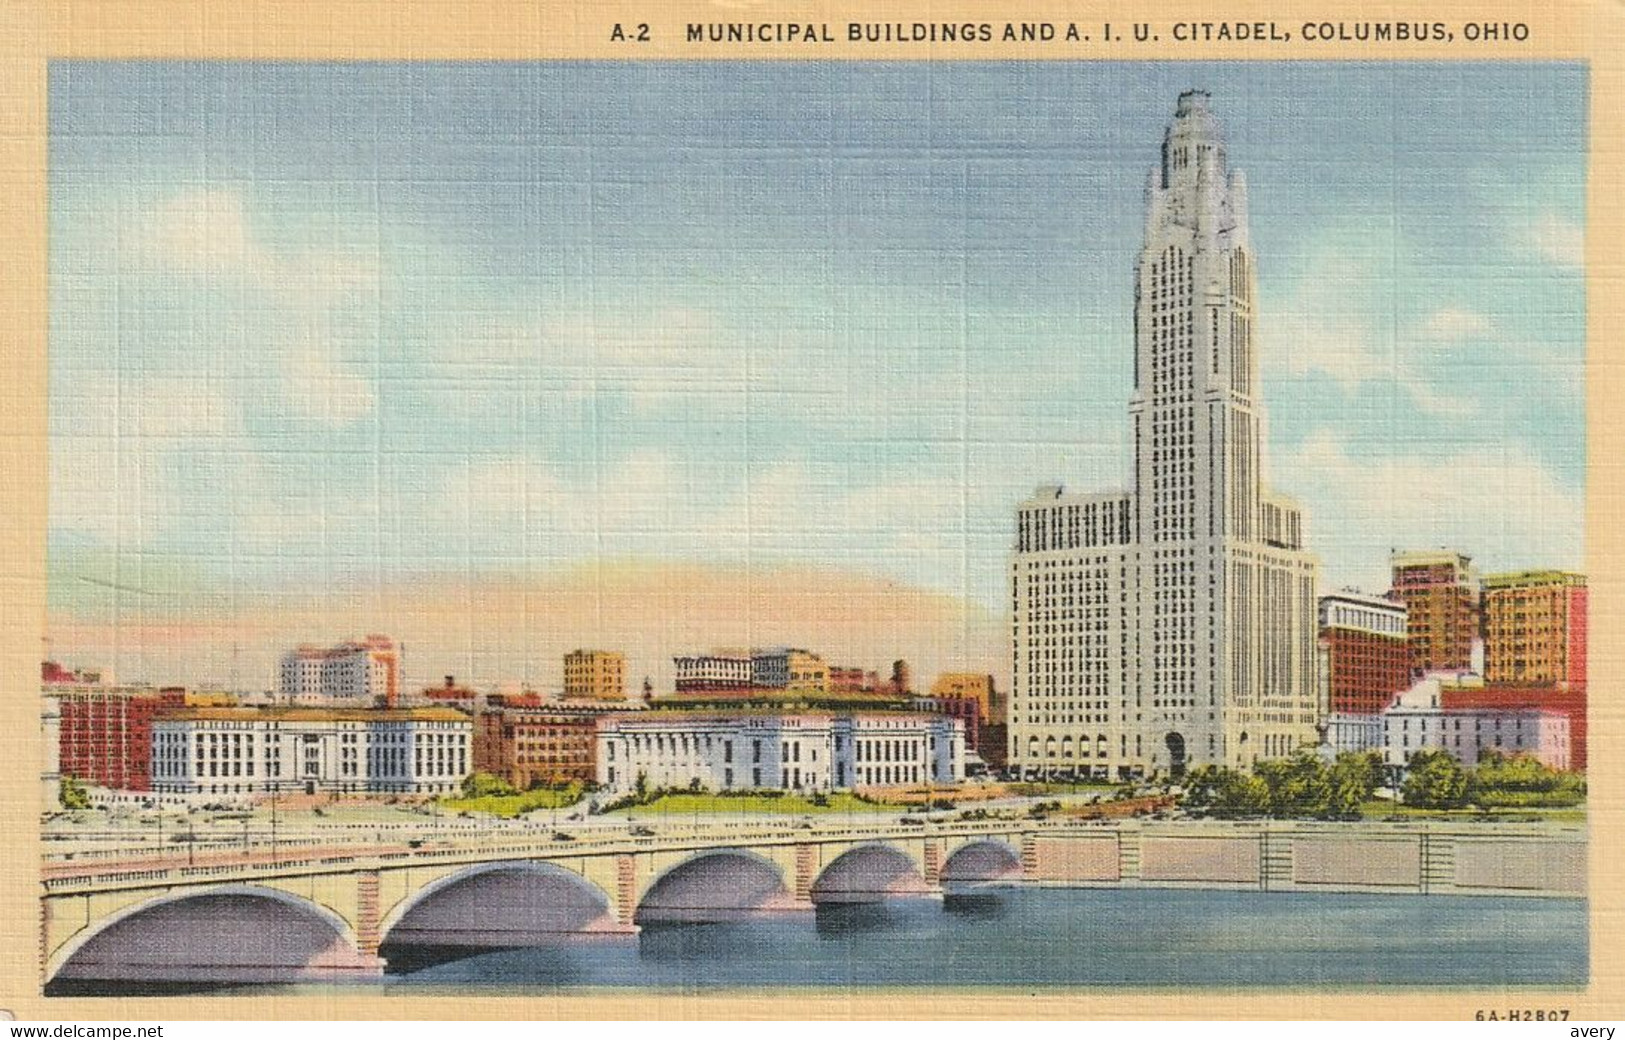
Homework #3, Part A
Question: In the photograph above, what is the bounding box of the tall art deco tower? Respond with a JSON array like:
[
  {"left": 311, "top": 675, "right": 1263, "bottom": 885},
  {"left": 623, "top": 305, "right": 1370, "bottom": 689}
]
[{"left": 1010, "top": 91, "right": 1319, "bottom": 779}]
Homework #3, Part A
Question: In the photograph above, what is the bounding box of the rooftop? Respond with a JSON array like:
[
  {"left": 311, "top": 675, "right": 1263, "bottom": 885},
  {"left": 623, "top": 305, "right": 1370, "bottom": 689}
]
[{"left": 155, "top": 706, "right": 468, "bottom": 723}]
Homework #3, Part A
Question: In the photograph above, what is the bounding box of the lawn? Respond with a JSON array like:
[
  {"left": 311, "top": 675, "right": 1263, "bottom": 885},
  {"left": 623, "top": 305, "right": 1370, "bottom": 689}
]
[
  {"left": 1004, "top": 779, "right": 1124, "bottom": 796},
  {"left": 440, "top": 787, "right": 584, "bottom": 818},
  {"left": 1359, "top": 799, "right": 1586, "bottom": 822},
  {"left": 606, "top": 791, "right": 905, "bottom": 815}
]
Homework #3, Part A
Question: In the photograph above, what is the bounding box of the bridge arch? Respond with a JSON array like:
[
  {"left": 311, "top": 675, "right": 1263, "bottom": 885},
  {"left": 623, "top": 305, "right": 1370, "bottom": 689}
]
[
  {"left": 810, "top": 843, "right": 930, "bottom": 905},
  {"left": 380, "top": 861, "right": 622, "bottom": 951},
  {"left": 47, "top": 884, "right": 373, "bottom": 987},
  {"left": 636, "top": 849, "right": 799, "bottom": 924},
  {"left": 941, "top": 839, "right": 1023, "bottom": 887}
]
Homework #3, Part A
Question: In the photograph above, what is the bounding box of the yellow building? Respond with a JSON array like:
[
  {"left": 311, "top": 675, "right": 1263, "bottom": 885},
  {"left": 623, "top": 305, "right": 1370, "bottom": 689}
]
[
  {"left": 1482, "top": 571, "right": 1587, "bottom": 685},
  {"left": 1389, "top": 550, "right": 1480, "bottom": 675},
  {"left": 563, "top": 649, "right": 627, "bottom": 701},
  {"left": 784, "top": 649, "right": 829, "bottom": 694},
  {"left": 930, "top": 672, "right": 1003, "bottom": 725},
  {"left": 182, "top": 690, "right": 240, "bottom": 707}
]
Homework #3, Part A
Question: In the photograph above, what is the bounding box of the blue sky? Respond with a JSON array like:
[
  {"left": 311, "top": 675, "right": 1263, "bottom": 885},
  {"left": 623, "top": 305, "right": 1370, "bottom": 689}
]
[{"left": 47, "top": 61, "right": 1586, "bottom": 640}]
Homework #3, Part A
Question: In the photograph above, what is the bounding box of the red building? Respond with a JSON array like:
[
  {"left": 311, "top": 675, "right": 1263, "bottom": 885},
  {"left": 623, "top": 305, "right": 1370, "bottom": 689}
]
[
  {"left": 487, "top": 690, "right": 546, "bottom": 709},
  {"left": 1318, "top": 591, "right": 1412, "bottom": 715},
  {"left": 1440, "top": 682, "right": 1586, "bottom": 773},
  {"left": 829, "top": 666, "right": 880, "bottom": 693},
  {"left": 911, "top": 695, "right": 986, "bottom": 754},
  {"left": 58, "top": 685, "right": 185, "bottom": 792},
  {"left": 473, "top": 707, "right": 602, "bottom": 788},
  {"left": 422, "top": 675, "right": 478, "bottom": 711}
]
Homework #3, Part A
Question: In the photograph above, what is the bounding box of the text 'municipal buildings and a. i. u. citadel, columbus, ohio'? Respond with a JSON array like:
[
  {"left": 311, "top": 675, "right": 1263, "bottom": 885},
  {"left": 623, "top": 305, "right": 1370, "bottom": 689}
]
[{"left": 1009, "top": 91, "right": 1319, "bottom": 781}]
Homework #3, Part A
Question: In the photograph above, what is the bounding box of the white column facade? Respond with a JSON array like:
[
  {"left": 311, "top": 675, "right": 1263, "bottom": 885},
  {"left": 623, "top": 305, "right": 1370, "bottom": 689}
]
[{"left": 151, "top": 711, "right": 470, "bottom": 796}]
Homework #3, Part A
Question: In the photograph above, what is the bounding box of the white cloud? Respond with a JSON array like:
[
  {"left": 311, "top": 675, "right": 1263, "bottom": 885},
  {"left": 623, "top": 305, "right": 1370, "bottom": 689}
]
[
  {"left": 452, "top": 451, "right": 692, "bottom": 551},
  {"left": 451, "top": 306, "right": 755, "bottom": 412},
  {"left": 129, "top": 374, "right": 245, "bottom": 439},
  {"left": 1524, "top": 211, "right": 1583, "bottom": 268},
  {"left": 284, "top": 342, "right": 376, "bottom": 427},
  {"left": 1263, "top": 239, "right": 1490, "bottom": 418},
  {"left": 1397, "top": 377, "right": 1478, "bottom": 419},
  {"left": 49, "top": 370, "right": 251, "bottom": 549},
  {"left": 1284, "top": 430, "right": 1582, "bottom": 591},
  {"left": 132, "top": 187, "right": 254, "bottom": 273},
  {"left": 1271, "top": 311, "right": 1388, "bottom": 390},
  {"left": 1421, "top": 306, "right": 1493, "bottom": 342},
  {"left": 125, "top": 187, "right": 381, "bottom": 428}
]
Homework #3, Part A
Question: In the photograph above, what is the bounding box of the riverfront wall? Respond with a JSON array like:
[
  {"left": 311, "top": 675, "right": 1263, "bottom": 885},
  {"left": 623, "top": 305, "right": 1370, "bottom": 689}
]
[{"left": 1021, "top": 821, "right": 1585, "bottom": 898}]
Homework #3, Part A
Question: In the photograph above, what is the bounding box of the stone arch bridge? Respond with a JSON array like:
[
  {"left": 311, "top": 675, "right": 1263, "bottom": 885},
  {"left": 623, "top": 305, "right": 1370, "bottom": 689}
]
[
  {"left": 41, "top": 817, "right": 1581, "bottom": 988},
  {"left": 41, "top": 822, "right": 1030, "bottom": 988}
]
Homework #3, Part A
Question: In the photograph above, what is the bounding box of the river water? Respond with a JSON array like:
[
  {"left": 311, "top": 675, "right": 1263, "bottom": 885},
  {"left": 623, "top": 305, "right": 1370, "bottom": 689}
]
[{"left": 380, "top": 888, "right": 1586, "bottom": 991}]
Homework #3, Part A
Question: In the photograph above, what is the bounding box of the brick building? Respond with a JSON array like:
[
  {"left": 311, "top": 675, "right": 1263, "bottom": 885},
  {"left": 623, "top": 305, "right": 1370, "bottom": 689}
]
[
  {"left": 1318, "top": 590, "right": 1411, "bottom": 715},
  {"left": 57, "top": 685, "right": 186, "bottom": 791},
  {"left": 421, "top": 675, "right": 478, "bottom": 711},
  {"left": 930, "top": 673, "right": 1004, "bottom": 726},
  {"left": 473, "top": 707, "right": 602, "bottom": 788},
  {"left": 1389, "top": 551, "right": 1479, "bottom": 675},
  {"left": 1482, "top": 571, "right": 1587, "bottom": 686},
  {"left": 911, "top": 696, "right": 986, "bottom": 755}
]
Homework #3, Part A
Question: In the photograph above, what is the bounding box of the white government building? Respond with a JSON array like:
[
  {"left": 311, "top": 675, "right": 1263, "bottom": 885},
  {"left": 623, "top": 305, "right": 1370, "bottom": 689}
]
[
  {"left": 1328, "top": 677, "right": 1571, "bottom": 773},
  {"left": 596, "top": 711, "right": 964, "bottom": 794},
  {"left": 150, "top": 706, "right": 472, "bottom": 796},
  {"left": 1010, "top": 91, "right": 1320, "bottom": 781}
]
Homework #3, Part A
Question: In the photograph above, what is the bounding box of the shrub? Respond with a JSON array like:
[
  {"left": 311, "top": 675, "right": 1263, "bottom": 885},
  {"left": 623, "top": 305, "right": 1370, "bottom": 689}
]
[
  {"left": 1468, "top": 750, "right": 1585, "bottom": 808},
  {"left": 1255, "top": 753, "right": 1334, "bottom": 817},
  {"left": 462, "top": 772, "right": 517, "bottom": 799},
  {"left": 59, "top": 775, "right": 91, "bottom": 811}
]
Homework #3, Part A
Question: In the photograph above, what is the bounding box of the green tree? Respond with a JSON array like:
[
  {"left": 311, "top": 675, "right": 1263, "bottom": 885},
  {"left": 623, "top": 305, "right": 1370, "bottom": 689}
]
[
  {"left": 1327, "top": 751, "right": 1384, "bottom": 817},
  {"left": 1255, "top": 752, "right": 1334, "bottom": 817},
  {"left": 1402, "top": 748, "right": 1469, "bottom": 808},
  {"left": 59, "top": 774, "right": 90, "bottom": 811},
  {"left": 1181, "top": 765, "right": 1269, "bottom": 817},
  {"left": 633, "top": 771, "right": 649, "bottom": 801}
]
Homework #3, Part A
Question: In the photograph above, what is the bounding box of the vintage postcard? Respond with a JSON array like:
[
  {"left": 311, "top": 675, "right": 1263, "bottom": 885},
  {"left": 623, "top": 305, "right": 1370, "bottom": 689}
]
[{"left": 1, "top": 0, "right": 1621, "bottom": 1022}]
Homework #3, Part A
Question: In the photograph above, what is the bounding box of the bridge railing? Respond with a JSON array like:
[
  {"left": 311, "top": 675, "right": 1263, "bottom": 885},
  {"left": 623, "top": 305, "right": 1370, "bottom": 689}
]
[
  {"left": 40, "top": 817, "right": 1040, "bottom": 890},
  {"left": 44, "top": 814, "right": 1581, "bottom": 893}
]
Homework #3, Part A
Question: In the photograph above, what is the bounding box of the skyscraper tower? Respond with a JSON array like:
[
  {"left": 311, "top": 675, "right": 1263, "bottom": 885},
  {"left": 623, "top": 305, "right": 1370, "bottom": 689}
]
[{"left": 1010, "top": 91, "right": 1320, "bottom": 779}]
